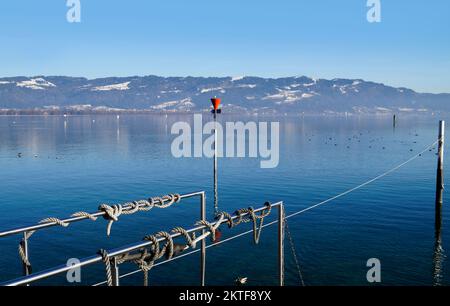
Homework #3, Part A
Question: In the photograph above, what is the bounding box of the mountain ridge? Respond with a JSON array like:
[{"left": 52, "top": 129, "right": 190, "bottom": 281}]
[{"left": 1, "top": 75, "right": 449, "bottom": 114}]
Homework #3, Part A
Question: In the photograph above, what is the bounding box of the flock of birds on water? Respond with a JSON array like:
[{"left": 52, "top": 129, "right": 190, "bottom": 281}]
[
  {"left": 300, "top": 130, "right": 438, "bottom": 156},
  {"left": 13, "top": 125, "right": 438, "bottom": 159}
]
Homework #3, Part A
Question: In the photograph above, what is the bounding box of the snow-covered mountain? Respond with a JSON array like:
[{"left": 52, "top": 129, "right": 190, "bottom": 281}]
[{"left": 0, "top": 75, "right": 449, "bottom": 113}]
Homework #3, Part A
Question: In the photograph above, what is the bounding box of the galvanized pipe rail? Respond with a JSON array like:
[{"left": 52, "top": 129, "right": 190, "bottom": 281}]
[
  {"left": 0, "top": 191, "right": 207, "bottom": 285},
  {"left": 0, "top": 191, "right": 205, "bottom": 238},
  {"left": 1, "top": 201, "right": 284, "bottom": 287}
]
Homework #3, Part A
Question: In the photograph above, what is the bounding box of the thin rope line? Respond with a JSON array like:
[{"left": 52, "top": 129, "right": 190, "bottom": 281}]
[
  {"left": 286, "top": 139, "right": 438, "bottom": 219},
  {"left": 92, "top": 139, "right": 438, "bottom": 286}
]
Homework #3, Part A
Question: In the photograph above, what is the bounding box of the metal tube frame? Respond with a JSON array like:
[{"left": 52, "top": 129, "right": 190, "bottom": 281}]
[
  {"left": 1, "top": 201, "right": 283, "bottom": 287},
  {"left": 213, "top": 112, "right": 219, "bottom": 215},
  {"left": 0, "top": 191, "right": 205, "bottom": 238},
  {"left": 0, "top": 191, "right": 206, "bottom": 283}
]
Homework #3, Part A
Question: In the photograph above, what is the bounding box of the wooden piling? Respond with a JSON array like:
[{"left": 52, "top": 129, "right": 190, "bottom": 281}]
[
  {"left": 393, "top": 115, "right": 396, "bottom": 128},
  {"left": 434, "top": 121, "right": 445, "bottom": 285},
  {"left": 278, "top": 203, "right": 285, "bottom": 286},
  {"left": 435, "top": 120, "right": 445, "bottom": 229}
]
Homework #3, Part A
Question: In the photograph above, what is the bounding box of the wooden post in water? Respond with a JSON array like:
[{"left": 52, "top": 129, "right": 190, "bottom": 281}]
[
  {"left": 393, "top": 115, "right": 396, "bottom": 128},
  {"left": 435, "top": 120, "right": 445, "bottom": 230},
  {"left": 278, "top": 203, "right": 285, "bottom": 286},
  {"left": 433, "top": 121, "right": 445, "bottom": 285}
]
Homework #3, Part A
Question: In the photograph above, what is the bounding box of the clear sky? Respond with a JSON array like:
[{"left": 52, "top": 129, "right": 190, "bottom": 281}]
[{"left": 0, "top": 0, "right": 449, "bottom": 93}]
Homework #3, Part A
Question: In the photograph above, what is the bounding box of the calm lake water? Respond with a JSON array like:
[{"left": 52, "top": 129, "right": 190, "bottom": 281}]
[{"left": 0, "top": 114, "right": 448, "bottom": 286}]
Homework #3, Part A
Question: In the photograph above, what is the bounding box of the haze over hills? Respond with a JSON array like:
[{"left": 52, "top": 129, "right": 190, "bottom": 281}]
[{"left": 0, "top": 75, "right": 449, "bottom": 114}]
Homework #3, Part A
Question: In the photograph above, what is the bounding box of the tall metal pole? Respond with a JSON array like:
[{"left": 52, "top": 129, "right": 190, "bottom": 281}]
[
  {"left": 433, "top": 120, "right": 445, "bottom": 286},
  {"left": 211, "top": 97, "right": 221, "bottom": 215},
  {"left": 278, "top": 203, "right": 285, "bottom": 286},
  {"left": 200, "top": 192, "right": 206, "bottom": 286},
  {"left": 213, "top": 111, "right": 219, "bottom": 215},
  {"left": 435, "top": 120, "right": 445, "bottom": 228}
]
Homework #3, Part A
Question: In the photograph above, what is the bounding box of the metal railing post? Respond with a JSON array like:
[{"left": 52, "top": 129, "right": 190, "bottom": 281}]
[
  {"left": 111, "top": 257, "right": 120, "bottom": 286},
  {"left": 200, "top": 192, "right": 206, "bottom": 286},
  {"left": 278, "top": 202, "right": 285, "bottom": 286},
  {"left": 21, "top": 232, "right": 31, "bottom": 287}
]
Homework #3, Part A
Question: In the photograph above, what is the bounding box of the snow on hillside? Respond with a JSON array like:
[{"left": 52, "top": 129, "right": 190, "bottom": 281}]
[
  {"left": 200, "top": 87, "right": 226, "bottom": 94},
  {"left": 263, "top": 88, "right": 318, "bottom": 104},
  {"left": 160, "top": 89, "right": 182, "bottom": 94},
  {"left": 231, "top": 76, "right": 245, "bottom": 82},
  {"left": 151, "top": 98, "right": 195, "bottom": 110},
  {"left": 16, "top": 78, "right": 56, "bottom": 90},
  {"left": 92, "top": 82, "right": 131, "bottom": 91},
  {"left": 333, "top": 82, "right": 361, "bottom": 95},
  {"left": 237, "top": 84, "right": 257, "bottom": 89},
  {"left": 0, "top": 75, "right": 447, "bottom": 113}
]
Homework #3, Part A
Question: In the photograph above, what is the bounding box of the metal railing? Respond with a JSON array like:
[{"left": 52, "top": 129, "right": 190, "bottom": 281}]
[
  {"left": 0, "top": 191, "right": 207, "bottom": 285},
  {"left": 0, "top": 191, "right": 205, "bottom": 238},
  {"left": 1, "top": 201, "right": 284, "bottom": 287}
]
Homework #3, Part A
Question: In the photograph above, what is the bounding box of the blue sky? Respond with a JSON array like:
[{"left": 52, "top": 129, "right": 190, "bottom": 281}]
[{"left": 0, "top": 0, "right": 449, "bottom": 93}]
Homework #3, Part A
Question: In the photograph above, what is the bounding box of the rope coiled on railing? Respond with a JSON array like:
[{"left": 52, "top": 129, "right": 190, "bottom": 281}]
[
  {"left": 96, "top": 194, "right": 181, "bottom": 236},
  {"left": 248, "top": 202, "right": 272, "bottom": 244},
  {"left": 97, "top": 249, "right": 113, "bottom": 287},
  {"left": 172, "top": 227, "right": 197, "bottom": 249},
  {"left": 97, "top": 205, "right": 271, "bottom": 286},
  {"left": 217, "top": 202, "right": 271, "bottom": 244},
  {"left": 18, "top": 218, "right": 69, "bottom": 273},
  {"left": 16, "top": 193, "right": 181, "bottom": 277}
]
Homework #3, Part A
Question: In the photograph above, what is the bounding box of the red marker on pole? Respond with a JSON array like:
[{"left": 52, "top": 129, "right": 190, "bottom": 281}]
[
  {"left": 211, "top": 97, "right": 222, "bottom": 115},
  {"left": 211, "top": 97, "right": 221, "bottom": 111},
  {"left": 211, "top": 97, "right": 221, "bottom": 215}
]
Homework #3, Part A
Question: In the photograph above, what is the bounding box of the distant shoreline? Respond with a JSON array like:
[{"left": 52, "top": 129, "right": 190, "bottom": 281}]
[{"left": 0, "top": 109, "right": 443, "bottom": 117}]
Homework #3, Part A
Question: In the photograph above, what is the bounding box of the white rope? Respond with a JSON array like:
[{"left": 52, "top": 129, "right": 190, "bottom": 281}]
[
  {"left": 285, "top": 139, "right": 438, "bottom": 219},
  {"left": 92, "top": 139, "right": 439, "bottom": 286}
]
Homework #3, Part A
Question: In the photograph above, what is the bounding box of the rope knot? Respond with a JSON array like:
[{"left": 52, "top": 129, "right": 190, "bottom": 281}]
[
  {"left": 172, "top": 227, "right": 197, "bottom": 249},
  {"left": 196, "top": 214, "right": 225, "bottom": 242},
  {"left": 99, "top": 204, "right": 123, "bottom": 236}
]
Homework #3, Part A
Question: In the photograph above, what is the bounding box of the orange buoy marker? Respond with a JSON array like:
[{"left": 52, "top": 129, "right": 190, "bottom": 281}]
[{"left": 211, "top": 97, "right": 222, "bottom": 114}]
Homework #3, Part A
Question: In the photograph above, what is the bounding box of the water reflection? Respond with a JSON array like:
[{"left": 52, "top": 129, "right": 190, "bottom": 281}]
[{"left": 433, "top": 205, "right": 445, "bottom": 286}]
